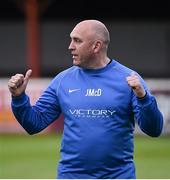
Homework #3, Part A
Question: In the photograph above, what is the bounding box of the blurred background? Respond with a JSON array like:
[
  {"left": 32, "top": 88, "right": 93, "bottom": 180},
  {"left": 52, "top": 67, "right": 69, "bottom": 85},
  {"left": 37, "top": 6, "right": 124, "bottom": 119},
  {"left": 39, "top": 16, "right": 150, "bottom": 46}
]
[{"left": 0, "top": 0, "right": 170, "bottom": 178}]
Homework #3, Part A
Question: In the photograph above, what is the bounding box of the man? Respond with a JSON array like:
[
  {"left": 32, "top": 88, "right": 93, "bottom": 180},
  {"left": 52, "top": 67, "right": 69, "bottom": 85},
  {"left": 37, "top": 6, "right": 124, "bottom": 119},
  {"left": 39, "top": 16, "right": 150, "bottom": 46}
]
[{"left": 8, "top": 20, "right": 163, "bottom": 179}]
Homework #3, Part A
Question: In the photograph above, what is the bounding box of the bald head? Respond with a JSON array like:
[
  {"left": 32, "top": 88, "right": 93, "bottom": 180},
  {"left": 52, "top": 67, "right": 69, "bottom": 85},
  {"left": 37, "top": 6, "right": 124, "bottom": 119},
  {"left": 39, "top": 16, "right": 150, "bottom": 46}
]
[
  {"left": 69, "top": 20, "right": 111, "bottom": 69},
  {"left": 73, "top": 20, "right": 110, "bottom": 47}
]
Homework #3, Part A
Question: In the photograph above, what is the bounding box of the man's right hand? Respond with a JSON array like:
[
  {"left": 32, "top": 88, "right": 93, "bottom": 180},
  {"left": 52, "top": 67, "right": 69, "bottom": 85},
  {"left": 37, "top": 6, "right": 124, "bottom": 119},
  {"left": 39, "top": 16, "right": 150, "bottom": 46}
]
[{"left": 8, "top": 69, "right": 32, "bottom": 97}]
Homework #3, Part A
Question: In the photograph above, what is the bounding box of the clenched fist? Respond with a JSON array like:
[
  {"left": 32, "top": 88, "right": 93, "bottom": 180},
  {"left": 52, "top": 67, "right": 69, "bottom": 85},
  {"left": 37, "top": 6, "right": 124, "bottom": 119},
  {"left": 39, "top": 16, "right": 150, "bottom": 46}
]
[
  {"left": 126, "top": 72, "right": 146, "bottom": 98},
  {"left": 8, "top": 69, "right": 32, "bottom": 97}
]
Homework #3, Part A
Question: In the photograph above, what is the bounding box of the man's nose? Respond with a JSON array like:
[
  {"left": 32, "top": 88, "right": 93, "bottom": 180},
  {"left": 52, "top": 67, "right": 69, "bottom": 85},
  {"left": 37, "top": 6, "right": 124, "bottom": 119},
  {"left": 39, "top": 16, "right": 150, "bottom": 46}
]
[{"left": 68, "top": 41, "right": 75, "bottom": 50}]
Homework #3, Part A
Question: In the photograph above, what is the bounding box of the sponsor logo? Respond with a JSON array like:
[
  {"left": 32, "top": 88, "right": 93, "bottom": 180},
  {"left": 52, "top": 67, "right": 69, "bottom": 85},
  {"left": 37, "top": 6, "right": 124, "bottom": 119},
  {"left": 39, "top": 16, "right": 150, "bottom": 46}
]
[
  {"left": 85, "top": 89, "right": 102, "bottom": 96},
  {"left": 69, "top": 109, "right": 116, "bottom": 118},
  {"left": 69, "top": 89, "right": 81, "bottom": 93}
]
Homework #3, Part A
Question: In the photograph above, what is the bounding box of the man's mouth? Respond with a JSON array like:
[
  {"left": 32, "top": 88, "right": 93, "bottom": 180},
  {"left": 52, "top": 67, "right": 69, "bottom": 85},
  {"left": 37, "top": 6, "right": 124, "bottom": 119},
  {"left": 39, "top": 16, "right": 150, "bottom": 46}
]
[{"left": 72, "top": 54, "right": 78, "bottom": 59}]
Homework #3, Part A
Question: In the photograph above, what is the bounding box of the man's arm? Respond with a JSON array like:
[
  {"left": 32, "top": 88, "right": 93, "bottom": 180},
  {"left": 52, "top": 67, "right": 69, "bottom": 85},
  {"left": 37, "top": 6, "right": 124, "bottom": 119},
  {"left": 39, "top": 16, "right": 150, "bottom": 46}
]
[
  {"left": 8, "top": 70, "right": 61, "bottom": 135},
  {"left": 126, "top": 72, "right": 163, "bottom": 137}
]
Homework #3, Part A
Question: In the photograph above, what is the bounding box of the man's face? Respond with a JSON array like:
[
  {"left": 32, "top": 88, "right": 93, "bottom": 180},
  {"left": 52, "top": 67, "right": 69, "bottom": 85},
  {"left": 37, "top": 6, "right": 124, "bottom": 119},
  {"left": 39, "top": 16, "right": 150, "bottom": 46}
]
[{"left": 68, "top": 25, "right": 96, "bottom": 68}]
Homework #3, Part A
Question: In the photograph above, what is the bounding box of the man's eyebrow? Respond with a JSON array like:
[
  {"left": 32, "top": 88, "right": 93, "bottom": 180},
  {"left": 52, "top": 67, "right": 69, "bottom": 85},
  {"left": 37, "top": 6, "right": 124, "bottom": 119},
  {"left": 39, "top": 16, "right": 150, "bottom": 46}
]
[{"left": 71, "top": 36, "right": 82, "bottom": 41}]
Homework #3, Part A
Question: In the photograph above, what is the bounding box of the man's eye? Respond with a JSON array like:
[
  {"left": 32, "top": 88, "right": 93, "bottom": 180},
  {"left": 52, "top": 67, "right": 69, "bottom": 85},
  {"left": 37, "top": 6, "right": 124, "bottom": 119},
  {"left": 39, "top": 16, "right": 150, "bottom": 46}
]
[{"left": 75, "top": 39, "right": 81, "bottom": 43}]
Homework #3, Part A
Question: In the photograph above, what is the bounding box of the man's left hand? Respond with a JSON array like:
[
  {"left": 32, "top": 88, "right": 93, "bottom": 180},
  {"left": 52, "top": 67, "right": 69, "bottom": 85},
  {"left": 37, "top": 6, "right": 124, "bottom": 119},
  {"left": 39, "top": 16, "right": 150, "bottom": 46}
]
[{"left": 126, "top": 72, "right": 146, "bottom": 98}]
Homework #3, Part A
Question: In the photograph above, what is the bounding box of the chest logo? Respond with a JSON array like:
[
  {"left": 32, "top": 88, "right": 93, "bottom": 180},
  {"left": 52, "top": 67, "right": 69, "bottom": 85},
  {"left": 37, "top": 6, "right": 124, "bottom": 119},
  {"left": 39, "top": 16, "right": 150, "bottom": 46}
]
[
  {"left": 69, "top": 89, "right": 81, "bottom": 93},
  {"left": 85, "top": 89, "right": 102, "bottom": 96}
]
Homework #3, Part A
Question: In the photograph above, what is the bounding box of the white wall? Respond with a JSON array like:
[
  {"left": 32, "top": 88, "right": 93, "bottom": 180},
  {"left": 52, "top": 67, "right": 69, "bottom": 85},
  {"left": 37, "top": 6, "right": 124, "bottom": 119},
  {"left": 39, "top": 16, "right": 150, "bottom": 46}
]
[{"left": 0, "top": 78, "right": 170, "bottom": 134}]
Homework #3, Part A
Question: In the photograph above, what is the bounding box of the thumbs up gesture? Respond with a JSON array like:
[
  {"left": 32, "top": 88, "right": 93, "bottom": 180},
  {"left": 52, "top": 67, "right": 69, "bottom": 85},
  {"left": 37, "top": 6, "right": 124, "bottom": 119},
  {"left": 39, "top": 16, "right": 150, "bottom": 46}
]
[
  {"left": 8, "top": 69, "right": 32, "bottom": 97},
  {"left": 126, "top": 72, "right": 146, "bottom": 98}
]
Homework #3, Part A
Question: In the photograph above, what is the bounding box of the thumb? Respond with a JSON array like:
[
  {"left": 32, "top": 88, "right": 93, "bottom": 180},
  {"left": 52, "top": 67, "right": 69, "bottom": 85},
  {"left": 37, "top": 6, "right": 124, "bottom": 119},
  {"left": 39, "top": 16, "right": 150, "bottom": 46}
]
[
  {"left": 24, "top": 69, "right": 32, "bottom": 84},
  {"left": 130, "top": 71, "right": 136, "bottom": 76}
]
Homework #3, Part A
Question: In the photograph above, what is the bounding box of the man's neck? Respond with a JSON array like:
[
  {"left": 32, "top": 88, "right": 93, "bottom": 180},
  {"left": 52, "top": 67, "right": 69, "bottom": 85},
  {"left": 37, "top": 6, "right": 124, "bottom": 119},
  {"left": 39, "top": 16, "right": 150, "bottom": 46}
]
[{"left": 86, "top": 57, "right": 111, "bottom": 69}]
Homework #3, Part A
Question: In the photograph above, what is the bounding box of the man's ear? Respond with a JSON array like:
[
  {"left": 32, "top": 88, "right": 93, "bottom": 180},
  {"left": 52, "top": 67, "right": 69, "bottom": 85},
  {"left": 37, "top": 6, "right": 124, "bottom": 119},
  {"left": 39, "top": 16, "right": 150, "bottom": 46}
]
[{"left": 93, "top": 41, "right": 102, "bottom": 53}]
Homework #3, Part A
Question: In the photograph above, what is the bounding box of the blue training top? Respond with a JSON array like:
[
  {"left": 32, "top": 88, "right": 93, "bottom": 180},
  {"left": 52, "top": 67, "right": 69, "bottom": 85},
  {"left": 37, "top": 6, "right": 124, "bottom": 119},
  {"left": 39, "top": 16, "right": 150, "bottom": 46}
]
[{"left": 12, "top": 59, "right": 163, "bottom": 179}]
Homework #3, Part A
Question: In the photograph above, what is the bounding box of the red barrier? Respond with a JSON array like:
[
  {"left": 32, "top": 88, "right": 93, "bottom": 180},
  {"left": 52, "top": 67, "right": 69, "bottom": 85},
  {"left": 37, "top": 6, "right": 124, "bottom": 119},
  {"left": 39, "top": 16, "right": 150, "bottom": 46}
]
[{"left": 0, "top": 78, "right": 64, "bottom": 134}]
